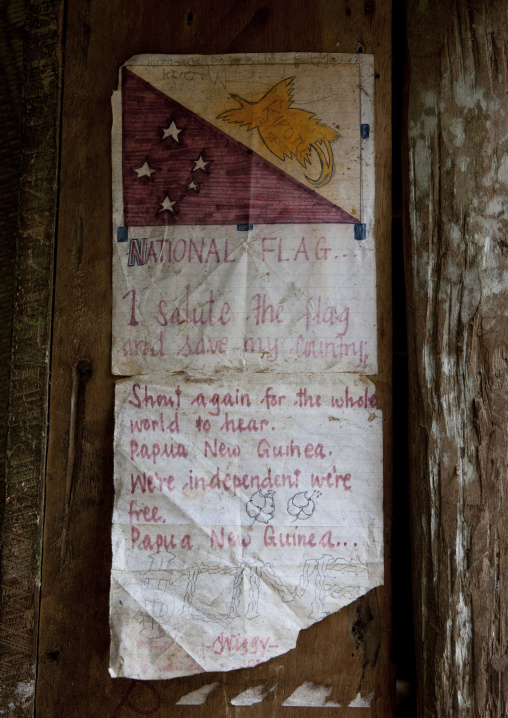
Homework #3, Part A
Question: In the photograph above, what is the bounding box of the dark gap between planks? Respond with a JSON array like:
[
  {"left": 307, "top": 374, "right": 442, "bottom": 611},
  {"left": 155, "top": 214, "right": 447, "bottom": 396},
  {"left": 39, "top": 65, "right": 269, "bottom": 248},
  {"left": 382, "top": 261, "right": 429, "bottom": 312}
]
[{"left": 391, "top": 1, "right": 417, "bottom": 715}]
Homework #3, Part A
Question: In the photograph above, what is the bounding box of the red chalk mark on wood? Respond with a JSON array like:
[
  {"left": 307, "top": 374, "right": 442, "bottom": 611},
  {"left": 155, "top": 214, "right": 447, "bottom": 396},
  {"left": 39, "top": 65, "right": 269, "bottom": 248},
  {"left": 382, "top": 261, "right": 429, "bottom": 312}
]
[{"left": 111, "top": 680, "right": 161, "bottom": 717}]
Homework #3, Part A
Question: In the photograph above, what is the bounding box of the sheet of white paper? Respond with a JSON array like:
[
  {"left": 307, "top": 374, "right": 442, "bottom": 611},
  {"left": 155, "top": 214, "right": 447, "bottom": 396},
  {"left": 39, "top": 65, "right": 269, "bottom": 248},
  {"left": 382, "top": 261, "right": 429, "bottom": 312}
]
[
  {"left": 109, "top": 52, "right": 382, "bottom": 681},
  {"left": 111, "top": 53, "right": 376, "bottom": 375},
  {"left": 109, "top": 374, "right": 383, "bottom": 679}
]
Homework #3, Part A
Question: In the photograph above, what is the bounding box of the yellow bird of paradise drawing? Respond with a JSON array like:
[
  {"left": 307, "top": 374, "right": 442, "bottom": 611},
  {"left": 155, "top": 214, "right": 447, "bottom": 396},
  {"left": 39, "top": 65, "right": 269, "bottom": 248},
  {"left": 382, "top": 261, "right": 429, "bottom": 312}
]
[{"left": 217, "top": 77, "right": 339, "bottom": 188}]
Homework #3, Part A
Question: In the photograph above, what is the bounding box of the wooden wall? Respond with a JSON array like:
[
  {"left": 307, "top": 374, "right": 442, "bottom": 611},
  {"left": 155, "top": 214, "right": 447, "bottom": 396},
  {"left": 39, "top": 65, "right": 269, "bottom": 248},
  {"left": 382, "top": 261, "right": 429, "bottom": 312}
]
[
  {"left": 5, "top": 1, "right": 508, "bottom": 715},
  {"left": 406, "top": 0, "right": 508, "bottom": 715},
  {"left": 0, "top": 0, "right": 62, "bottom": 710},
  {"left": 0, "top": 1, "right": 393, "bottom": 716}
]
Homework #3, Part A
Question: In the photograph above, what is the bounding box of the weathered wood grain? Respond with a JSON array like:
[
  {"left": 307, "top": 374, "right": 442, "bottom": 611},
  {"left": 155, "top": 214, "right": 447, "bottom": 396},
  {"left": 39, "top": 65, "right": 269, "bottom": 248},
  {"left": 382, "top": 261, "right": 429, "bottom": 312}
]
[
  {"left": 27, "top": 1, "right": 393, "bottom": 716},
  {"left": 406, "top": 1, "right": 508, "bottom": 715},
  {"left": 0, "top": 0, "right": 64, "bottom": 714},
  {"left": 0, "top": 0, "right": 25, "bottom": 526}
]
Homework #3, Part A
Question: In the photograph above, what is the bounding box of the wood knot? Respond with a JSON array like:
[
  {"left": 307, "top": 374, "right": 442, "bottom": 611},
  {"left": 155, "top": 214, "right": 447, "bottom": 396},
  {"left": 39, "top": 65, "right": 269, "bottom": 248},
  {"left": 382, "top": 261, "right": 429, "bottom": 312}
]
[{"left": 76, "top": 359, "right": 92, "bottom": 379}]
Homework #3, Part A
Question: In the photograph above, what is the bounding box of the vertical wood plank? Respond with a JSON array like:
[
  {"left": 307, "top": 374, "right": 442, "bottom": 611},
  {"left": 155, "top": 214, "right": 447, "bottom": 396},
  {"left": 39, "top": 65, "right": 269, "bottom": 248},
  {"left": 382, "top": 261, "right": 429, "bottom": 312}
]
[
  {"left": 0, "top": 1, "right": 63, "bottom": 715},
  {"left": 31, "top": 1, "right": 393, "bottom": 716},
  {"left": 406, "top": 0, "right": 508, "bottom": 714}
]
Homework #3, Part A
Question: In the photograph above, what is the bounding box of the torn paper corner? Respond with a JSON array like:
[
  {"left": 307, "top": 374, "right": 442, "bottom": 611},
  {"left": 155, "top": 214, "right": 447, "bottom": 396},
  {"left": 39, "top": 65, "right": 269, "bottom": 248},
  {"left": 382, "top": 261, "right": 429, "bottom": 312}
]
[{"left": 109, "top": 374, "right": 383, "bottom": 679}]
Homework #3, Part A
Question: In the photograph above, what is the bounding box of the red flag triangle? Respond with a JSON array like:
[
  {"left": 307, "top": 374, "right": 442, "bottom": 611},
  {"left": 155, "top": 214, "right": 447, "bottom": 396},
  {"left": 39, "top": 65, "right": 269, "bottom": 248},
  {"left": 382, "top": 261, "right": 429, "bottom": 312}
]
[{"left": 122, "top": 69, "right": 360, "bottom": 226}]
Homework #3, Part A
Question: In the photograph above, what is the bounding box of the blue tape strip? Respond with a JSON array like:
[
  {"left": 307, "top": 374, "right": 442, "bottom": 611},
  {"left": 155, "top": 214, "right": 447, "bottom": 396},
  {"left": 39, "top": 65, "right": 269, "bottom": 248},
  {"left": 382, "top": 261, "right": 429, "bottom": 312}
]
[
  {"left": 360, "top": 124, "right": 370, "bottom": 139},
  {"left": 237, "top": 224, "right": 253, "bottom": 231},
  {"left": 117, "top": 226, "right": 128, "bottom": 242},
  {"left": 354, "top": 223, "right": 367, "bottom": 241}
]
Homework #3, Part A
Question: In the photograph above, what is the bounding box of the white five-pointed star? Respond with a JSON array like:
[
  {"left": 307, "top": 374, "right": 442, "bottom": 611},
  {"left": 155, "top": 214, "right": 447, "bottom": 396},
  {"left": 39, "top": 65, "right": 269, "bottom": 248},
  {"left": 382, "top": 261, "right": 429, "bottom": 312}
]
[
  {"left": 158, "top": 195, "right": 177, "bottom": 214},
  {"left": 187, "top": 179, "right": 198, "bottom": 191},
  {"left": 192, "top": 154, "right": 209, "bottom": 172},
  {"left": 161, "top": 120, "right": 182, "bottom": 143},
  {"left": 134, "top": 159, "right": 156, "bottom": 180}
]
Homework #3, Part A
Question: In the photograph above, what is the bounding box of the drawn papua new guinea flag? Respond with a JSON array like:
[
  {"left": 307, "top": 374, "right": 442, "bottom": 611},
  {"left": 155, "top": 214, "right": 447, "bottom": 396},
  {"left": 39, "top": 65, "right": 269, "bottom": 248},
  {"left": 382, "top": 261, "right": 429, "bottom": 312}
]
[
  {"left": 111, "top": 54, "right": 376, "bottom": 377},
  {"left": 121, "top": 67, "right": 360, "bottom": 227}
]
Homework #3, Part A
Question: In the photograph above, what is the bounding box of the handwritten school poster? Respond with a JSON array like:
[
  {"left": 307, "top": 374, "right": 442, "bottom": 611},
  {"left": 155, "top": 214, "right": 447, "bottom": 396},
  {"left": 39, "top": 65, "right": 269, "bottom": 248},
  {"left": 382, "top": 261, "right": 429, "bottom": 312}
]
[{"left": 110, "top": 53, "right": 381, "bottom": 680}]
